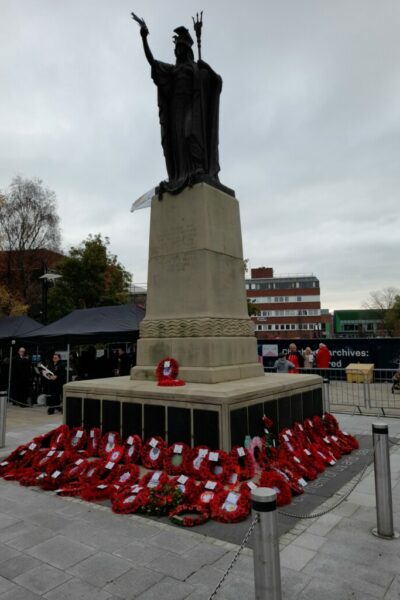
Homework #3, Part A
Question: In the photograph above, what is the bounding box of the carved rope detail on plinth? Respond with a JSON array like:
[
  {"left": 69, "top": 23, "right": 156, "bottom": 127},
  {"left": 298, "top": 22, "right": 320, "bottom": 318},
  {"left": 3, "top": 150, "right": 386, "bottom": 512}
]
[{"left": 140, "top": 317, "right": 255, "bottom": 338}]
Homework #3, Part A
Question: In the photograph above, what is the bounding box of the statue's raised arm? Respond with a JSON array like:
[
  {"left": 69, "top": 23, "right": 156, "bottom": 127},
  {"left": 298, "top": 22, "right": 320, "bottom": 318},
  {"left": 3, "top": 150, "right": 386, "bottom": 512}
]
[{"left": 131, "top": 12, "right": 154, "bottom": 67}]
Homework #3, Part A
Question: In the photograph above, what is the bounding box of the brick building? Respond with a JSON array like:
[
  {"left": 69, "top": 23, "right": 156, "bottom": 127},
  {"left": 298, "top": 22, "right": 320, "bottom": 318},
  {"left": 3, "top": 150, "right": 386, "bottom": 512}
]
[{"left": 246, "top": 267, "right": 330, "bottom": 339}]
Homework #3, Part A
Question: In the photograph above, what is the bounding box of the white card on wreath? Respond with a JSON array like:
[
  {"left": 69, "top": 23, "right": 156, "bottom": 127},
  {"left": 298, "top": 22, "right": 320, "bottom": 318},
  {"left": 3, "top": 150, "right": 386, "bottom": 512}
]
[
  {"left": 174, "top": 444, "right": 183, "bottom": 454},
  {"left": 209, "top": 452, "right": 219, "bottom": 462}
]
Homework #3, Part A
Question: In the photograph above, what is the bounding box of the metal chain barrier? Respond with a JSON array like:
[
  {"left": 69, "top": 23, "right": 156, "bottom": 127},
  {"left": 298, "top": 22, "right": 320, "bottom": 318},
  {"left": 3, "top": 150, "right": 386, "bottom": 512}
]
[{"left": 208, "top": 515, "right": 259, "bottom": 600}]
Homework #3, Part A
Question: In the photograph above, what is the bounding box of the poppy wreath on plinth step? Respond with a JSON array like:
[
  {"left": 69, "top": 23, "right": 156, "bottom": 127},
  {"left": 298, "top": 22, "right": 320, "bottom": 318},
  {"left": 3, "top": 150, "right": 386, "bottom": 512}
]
[
  {"left": 206, "top": 450, "right": 234, "bottom": 484},
  {"left": 60, "top": 457, "right": 89, "bottom": 483},
  {"left": 87, "top": 428, "right": 101, "bottom": 457},
  {"left": 278, "top": 448, "right": 318, "bottom": 481},
  {"left": 169, "top": 503, "right": 210, "bottom": 527},
  {"left": 170, "top": 475, "right": 199, "bottom": 503},
  {"left": 4, "top": 465, "right": 35, "bottom": 482},
  {"left": 39, "top": 467, "right": 67, "bottom": 491},
  {"left": 259, "top": 470, "right": 292, "bottom": 507},
  {"left": 55, "top": 481, "right": 83, "bottom": 497},
  {"left": 19, "top": 468, "right": 47, "bottom": 487},
  {"left": 50, "top": 425, "right": 70, "bottom": 450},
  {"left": 156, "top": 357, "right": 185, "bottom": 386},
  {"left": 196, "top": 480, "right": 224, "bottom": 508},
  {"left": 99, "top": 431, "right": 121, "bottom": 459},
  {"left": 229, "top": 445, "right": 255, "bottom": 481},
  {"left": 0, "top": 442, "right": 38, "bottom": 475},
  {"left": 33, "top": 426, "right": 63, "bottom": 449},
  {"left": 210, "top": 487, "right": 251, "bottom": 524},
  {"left": 248, "top": 437, "right": 268, "bottom": 469},
  {"left": 124, "top": 434, "right": 142, "bottom": 464},
  {"left": 139, "top": 470, "right": 170, "bottom": 490},
  {"left": 112, "top": 485, "right": 150, "bottom": 514},
  {"left": 141, "top": 437, "right": 167, "bottom": 470},
  {"left": 271, "top": 462, "right": 305, "bottom": 495},
  {"left": 184, "top": 446, "right": 212, "bottom": 480},
  {"left": 68, "top": 427, "right": 87, "bottom": 453},
  {"left": 79, "top": 458, "right": 119, "bottom": 488},
  {"left": 109, "top": 463, "right": 140, "bottom": 499},
  {"left": 322, "top": 413, "right": 359, "bottom": 450},
  {"left": 164, "top": 442, "right": 190, "bottom": 475}
]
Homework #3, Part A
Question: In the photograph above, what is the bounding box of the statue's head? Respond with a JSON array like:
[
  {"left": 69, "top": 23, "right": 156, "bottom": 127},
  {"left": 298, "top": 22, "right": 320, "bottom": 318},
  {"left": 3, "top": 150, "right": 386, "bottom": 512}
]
[{"left": 173, "top": 26, "right": 194, "bottom": 62}]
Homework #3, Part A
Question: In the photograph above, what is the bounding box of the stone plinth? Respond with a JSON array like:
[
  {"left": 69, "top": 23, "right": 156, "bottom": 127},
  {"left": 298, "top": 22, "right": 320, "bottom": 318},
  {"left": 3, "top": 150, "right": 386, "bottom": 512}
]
[
  {"left": 131, "top": 183, "right": 263, "bottom": 384},
  {"left": 63, "top": 373, "right": 323, "bottom": 452}
]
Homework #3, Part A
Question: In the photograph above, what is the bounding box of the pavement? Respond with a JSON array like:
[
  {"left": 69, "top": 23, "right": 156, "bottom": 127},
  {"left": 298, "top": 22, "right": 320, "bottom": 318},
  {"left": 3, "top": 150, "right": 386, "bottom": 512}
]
[{"left": 0, "top": 405, "right": 399, "bottom": 599}]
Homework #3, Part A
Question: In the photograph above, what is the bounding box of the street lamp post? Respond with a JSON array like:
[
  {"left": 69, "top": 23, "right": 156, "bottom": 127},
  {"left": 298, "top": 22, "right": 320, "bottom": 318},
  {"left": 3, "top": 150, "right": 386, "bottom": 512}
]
[{"left": 39, "top": 271, "right": 61, "bottom": 325}]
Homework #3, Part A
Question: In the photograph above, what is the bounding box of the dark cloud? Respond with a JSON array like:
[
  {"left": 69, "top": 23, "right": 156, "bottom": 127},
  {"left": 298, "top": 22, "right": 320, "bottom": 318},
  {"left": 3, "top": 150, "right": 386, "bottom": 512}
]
[{"left": 1, "top": 0, "right": 399, "bottom": 309}]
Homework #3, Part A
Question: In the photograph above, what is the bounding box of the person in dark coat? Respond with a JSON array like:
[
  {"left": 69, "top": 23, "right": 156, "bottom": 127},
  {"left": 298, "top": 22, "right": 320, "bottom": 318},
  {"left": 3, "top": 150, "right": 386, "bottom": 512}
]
[
  {"left": 10, "top": 347, "right": 31, "bottom": 406},
  {"left": 116, "top": 347, "right": 131, "bottom": 376},
  {"left": 287, "top": 343, "right": 304, "bottom": 374},
  {"left": 43, "top": 353, "right": 66, "bottom": 415}
]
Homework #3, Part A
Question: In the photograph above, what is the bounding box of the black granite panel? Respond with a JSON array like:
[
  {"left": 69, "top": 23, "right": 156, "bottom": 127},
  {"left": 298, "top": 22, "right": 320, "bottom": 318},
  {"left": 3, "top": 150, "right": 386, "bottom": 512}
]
[
  {"left": 302, "top": 390, "right": 314, "bottom": 419},
  {"left": 248, "top": 403, "right": 264, "bottom": 438},
  {"left": 122, "top": 403, "right": 142, "bottom": 439},
  {"left": 102, "top": 400, "right": 121, "bottom": 435},
  {"left": 167, "top": 407, "right": 191, "bottom": 445},
  {"left": 312, "top": 387, "right": 323, "bottom": 416},
  {"left": 230, "top": 407, "right": 248, "bottom": 447},
  {"left": 193, "top": 409, "right": 219, "bottom": 449},
  {"left": 144, "top": 404, "right": 166, "bottom": 440},
  {"left": 65, "top": 397, "right": 82, "bottom": 429},
  {"left": 290, "top": 393, "right": 303, "bottom": 425},
  {"left": 83, "top": 398, "right": 100, "bottom": 431},
  {"left": 263, "top": 400, "right": 278, "bottom": 436},
  {"left": 277, "top": 396, "right": 291, "bottom": 430}
]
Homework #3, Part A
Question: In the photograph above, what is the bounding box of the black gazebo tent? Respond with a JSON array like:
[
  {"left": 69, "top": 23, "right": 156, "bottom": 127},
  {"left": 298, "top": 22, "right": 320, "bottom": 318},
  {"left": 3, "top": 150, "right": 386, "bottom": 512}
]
[
  {"left": 23, "top": 304, "right": 145, "bottom": 346},
  {"left": 0, "top": 316, "right": 43, "bottom": 342}
]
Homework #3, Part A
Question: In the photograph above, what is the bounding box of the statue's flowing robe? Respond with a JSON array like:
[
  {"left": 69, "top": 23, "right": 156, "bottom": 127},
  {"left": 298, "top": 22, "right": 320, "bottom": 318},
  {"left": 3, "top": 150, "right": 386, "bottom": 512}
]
[{"left": 151, "top": 59, "right": 222, "bottom": 194}]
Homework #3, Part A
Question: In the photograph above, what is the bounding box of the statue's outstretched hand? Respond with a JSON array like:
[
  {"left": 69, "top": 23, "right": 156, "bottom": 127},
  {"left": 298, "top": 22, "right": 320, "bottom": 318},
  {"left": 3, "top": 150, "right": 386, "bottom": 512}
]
[{"left": 131, "top": 12, "right": 149, "bottom": 37}]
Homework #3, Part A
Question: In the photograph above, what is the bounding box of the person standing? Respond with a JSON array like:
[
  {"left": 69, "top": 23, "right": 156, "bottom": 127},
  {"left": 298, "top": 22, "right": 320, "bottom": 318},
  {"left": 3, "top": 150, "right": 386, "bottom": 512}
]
[
  {"left": 303, "top": 347, "right": 315, "bottom": 370},
  {"left": 116, "top": 347, "right": 131, "bottom": 376},
  {"left": 44, "top": 353, "right": 66, "bottom": 415},
  {"left": 287, "top": 343, "right": 304, "bottom": 374},
  {"left": 315, "top": 343, "right": 331, "bottom": 379},
  {"left": 10, "top": 347, "right": 31, "bottom": 407},
  {"left": 274, "top": 353, "right": 295, "bottom": 373}
]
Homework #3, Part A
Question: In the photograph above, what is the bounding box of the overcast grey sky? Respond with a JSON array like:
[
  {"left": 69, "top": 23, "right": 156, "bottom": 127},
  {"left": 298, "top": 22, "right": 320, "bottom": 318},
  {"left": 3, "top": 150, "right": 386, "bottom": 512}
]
[{"left": 1, "top": 0, "right": 399, "bottom": 310}]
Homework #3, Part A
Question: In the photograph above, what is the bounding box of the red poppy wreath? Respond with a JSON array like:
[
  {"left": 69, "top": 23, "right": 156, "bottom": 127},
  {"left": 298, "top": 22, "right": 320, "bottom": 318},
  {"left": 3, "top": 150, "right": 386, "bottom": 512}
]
[
  {"left": 156, "top": 358, "right": 185, "bottom": 386},
  {"left": 124, "top": 434, "right": 142, "bottom": 464},
  {"left": 169, "top": 503, "right": 210, "bottom": 527},
  {"left": 210, "top": 487, "right": 251, "bottom": 524},
  {"left": 141, "top": 436, "right": 166, "bottom": 469}
]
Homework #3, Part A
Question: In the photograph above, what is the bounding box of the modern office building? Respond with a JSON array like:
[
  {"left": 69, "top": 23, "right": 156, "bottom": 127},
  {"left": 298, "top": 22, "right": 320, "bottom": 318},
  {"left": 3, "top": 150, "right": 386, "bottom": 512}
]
[{"left": 246, "top": 267, "right": 327, "bottom": 339}]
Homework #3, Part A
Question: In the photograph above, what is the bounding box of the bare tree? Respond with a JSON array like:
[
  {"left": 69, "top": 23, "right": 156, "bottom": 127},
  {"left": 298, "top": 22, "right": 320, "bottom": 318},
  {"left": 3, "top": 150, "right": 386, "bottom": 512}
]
[
  {"left": 0, "top": 176, "right": 62, "bottom": 305},
  {"left": 0, "top": 176, "right": 60, "bottom": 252},
  {"left": 362, "top": 287, "right": 400, "bottom": 336},
  {"left": 362, "top": 287, "right": 400, "bottom": 313}
]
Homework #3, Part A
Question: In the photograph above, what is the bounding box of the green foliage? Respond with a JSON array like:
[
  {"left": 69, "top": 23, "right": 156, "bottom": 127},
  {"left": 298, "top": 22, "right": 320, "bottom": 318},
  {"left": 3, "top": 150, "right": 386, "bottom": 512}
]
[
  {"left": 47, "top": 234, "right": 132, "bottom": 321},
  {"left": 247, "top": 298, "right": 260, "bottom": 316}
]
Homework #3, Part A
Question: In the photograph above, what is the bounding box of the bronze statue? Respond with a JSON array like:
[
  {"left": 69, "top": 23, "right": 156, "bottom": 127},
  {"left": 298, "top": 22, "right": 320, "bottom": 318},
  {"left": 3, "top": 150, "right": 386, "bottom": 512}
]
[{"left": 132, "top": 13, "right": 232, "bottom": 197}]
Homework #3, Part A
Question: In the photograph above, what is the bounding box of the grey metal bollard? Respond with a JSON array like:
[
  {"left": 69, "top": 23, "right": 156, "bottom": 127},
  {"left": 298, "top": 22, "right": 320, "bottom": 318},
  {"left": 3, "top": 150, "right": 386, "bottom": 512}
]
[
  {"left": 0, "top": 391, "right": 7, "bottom": 449},
  {"left": 372, "top": 423, "right": 399, "bottom": 539},
  {"left": 251, "top": 487, "right": 282, "bottom": 600}
]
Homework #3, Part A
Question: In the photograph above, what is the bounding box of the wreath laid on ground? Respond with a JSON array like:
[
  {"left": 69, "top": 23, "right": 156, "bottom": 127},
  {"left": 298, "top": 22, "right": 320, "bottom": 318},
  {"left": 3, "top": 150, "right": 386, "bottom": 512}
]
[
  {"left": 184, "top": 446, "right": 212, "bottom": 480},
  {"left": 99, "top": 431, "right": 121, "bottom": 459},
  {"left": 141, "top": 436, "right": 166, "bottom": 469},
  {"left": 112, "top": 485, "right": 150, "bottom": 514},
  {"left": 259, "top": 470, "right": 292, "bottom": 507},
  {"left": 68, "top": 427, "right": 87, "bottom": 453},
  {"left": 156, "top": 357, "right": 185, "bottom": 386},
  {"left": 164, "top": 442, "right": 190, "bottom": 475},
  {"left": 124, "top": 434, "right": 142, "bottom": 464},
  {"left": 210, "top": 488, "right": 251, "bottom": 523},
  {"left": 229, "top": 445, "right": 255, "bottom": 481},
  {"left": 170, "top": 475, "right": 199, "bottom": 503},
  {"left": 169, "top": 503, "right": 210, "bottom": 527},
  {"left": 87, "top": 428, "right": 101, "bottom": 457}
]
